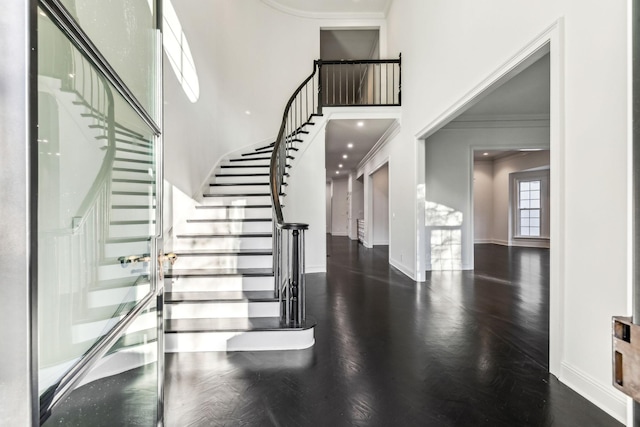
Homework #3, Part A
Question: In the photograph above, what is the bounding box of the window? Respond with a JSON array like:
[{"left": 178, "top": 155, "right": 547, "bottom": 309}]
[
  {"left": 518, "top": 180, "right": 541, "bottom": 236},
  {"left": 510, "top": 170, "right": 549, "bottom": 240}
]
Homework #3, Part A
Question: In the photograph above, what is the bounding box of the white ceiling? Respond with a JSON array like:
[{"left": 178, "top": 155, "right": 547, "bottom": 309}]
[
  {"left": 325, "top": 119, "right": 395, "bottom": 179},
  {"left": 262, "top": 0, "right": 392, "bottom": 18},
  {"left": 458, "top": 53, "right": 550, "bottom": 119}
]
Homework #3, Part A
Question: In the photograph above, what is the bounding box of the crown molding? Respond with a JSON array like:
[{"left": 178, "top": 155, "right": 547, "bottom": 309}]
[
  {"left": 357, "top": 120, "right": 400, "bottom": 171},
  {"left": 261, "top": 0, "right": 387, "bottom": 20}
]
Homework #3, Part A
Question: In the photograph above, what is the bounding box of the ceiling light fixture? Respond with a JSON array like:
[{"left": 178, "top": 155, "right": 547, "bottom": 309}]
[
  {"left": 343, "top": 154, "right": 348, "bottom": 159},
  {"left": 336, "top": 171, "right": 340, "bottom": 174},
  {"left": 339, "top": 164, "right": 343, "bottom": 168},
  {"left": 357, "top": 122, "right": 364, "bottom": 127},
  {"left": 483, "top": 152, "right": 489, "bottom": 156},
  {"left": 347, "top": 143, "right": 354, "bottom": 149}
]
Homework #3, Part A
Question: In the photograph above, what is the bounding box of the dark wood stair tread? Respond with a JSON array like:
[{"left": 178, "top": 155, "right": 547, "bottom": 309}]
[
  {"left": 173, "top": 249, "right": 272, "bottom": 256},
  {"left": 220, "top": 164, "right": 269, "bottom": 168},
  {"left": 195, "top": 204, "right": 271, "bottom": 210},
  {"left": 229, "top": 157, "right": 271, "bottom": 162},
  {"left": 209, "top": 182, "right": 269, "bottom": 186},
  {"left": 165, "top": 317, "right": 315, "bottom": 333},
  {"left": 175, "top": 232, "right": 272, "bottom": 238},
  {"left": 165, "top": 267, "right": 272, "bottom": 278},
  {"left": 203, "top": 193, "right": 270, "bottom": 197},
  {"left": 215, "top": 173, "right": 269, "bottom": 177},
  {"left": 165, "top": 290, "right": 276, "bottom": 303},
  {"left": 186, "top": 218, "right": 271, "bottom": 223}
]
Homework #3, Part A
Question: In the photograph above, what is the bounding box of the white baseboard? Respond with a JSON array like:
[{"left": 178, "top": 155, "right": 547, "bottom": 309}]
[
  {"left": 331, "top": 231, "right": 348, "bottom": 237},
  {"left": 373, "top": 240, "right": 389, "bottom": 246},
  {"left": 474, "top": 238, "right": 493, "bottom": 244},
  {"left": 510, "top": 239, "right": 550, "bottom": 249},
  {"left": 306, "top": 265, "right": 327, "bottom": 274},
  {"left": 474, "top": 239, "right": 550, "bottom": 249},
  {"left": 362, "top": 240, "right": 373, "bottom": 249},
  {"left": 560, "top": 362, "right": 627, "bottom": 424},
  {"left": 389, "top": 257, "right": 416, "bottom": 281}
]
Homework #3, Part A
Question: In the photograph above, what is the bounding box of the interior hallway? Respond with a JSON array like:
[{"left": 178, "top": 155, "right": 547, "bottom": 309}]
[{"left": 164, "top": 237, "right": 620, "bottom": 426}]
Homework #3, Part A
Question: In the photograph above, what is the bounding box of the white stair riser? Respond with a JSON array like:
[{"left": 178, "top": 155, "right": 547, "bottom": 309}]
[
  {"left": 189, "top": 207, "right": 272, "bottom": 220},
  {"left": 114, "top": 149, "right": 153, "bottom": 162},
  {"left": 111, "top": 181, "right": 155, "bottom": 193},
  {"left": 218, "top": 166, "right": 270, "bottom": 175},
  {"left": 224, "top": 159, "right": 270, "bottom": 167},
  {"left": 73, "top": 311, "right": 155, "bottom": 345},
  {"left": 173, "top": 236, "right": 272, "bottom": 251},
  {"left": 172, "top": 255, "right": 273, "bottom": 269},
  {"left": 166, "top": 301, "right": 278, "bottom": 319},
  {"left": 105, "top": 240, "right": 150, "bottom": 258},
  {"left": 165, "top": 329, "right": 314, "bottom": 352},
  {"left": 174, "top": 221, "right": 271, "bottom": 234},
  {"left": 214, "top": 175, "right": 269, "bottom": 184},
  {"left": 112, "top": 169, "right": 154, "bottom": 181},
  {"left": 88, "top": 283, "right": 151, "bottom": 308},
  {"left": 113, "top": 159, "right": 152, "bottom": 171},
  {"left": 99, "top": 262, "right": 150, "bottom": 281},
  {"left": 111, "top": 208, "right": 156, "bottom": 222},
  {"left": 165, "top": 275, "right": 274, "bottom": 292},
  {"left": 208, "top": 184, "right": 269, "bottom": 195},
  {"left": 110, "top": 223, "right": 155, "bottom": 238},
  {"left": 111, "top": 193, "right": 156, "bottom": 206},
  {"left": 201, "top": 195, "right": 271, "bottom": 205}
]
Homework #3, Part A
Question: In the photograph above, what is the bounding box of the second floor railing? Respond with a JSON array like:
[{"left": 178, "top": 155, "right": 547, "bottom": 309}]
[{"left": 270, "top": 55, "right": 401, "bottom": 327}]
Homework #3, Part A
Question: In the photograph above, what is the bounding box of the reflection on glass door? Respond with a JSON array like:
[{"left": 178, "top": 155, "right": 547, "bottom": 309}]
[{"left": 37, "top": 2, "right": 161, "bottom": 425}]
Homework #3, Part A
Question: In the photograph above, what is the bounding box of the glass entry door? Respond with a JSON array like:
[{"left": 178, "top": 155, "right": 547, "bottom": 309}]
[{"left": 36, "top": 1, "right": 163, "bottom": 425}]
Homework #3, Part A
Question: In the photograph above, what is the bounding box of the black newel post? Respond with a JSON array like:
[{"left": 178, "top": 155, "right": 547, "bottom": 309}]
[{"left": 291, "top": 229, "right": 300, "bottom": 326}]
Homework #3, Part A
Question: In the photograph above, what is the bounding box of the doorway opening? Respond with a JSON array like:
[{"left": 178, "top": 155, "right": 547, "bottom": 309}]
[
  {"left": 421, "top": 49, "right": 552, "bottom": 369},
  {"left": 320, "top": 29, "right": 380, "bottom": 60}
]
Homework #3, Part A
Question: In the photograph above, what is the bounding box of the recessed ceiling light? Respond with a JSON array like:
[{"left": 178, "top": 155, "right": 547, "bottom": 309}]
[
  {"left": 343, "top": 154, "right": 348, "bottom": 159},
  {"left": 483, "top": 152, "right": 489, "bottom": 156},
  {"left": 336, "top": 171, "right": 340, "bottom": 174},
  {"left": 245, "top": 110, "right": 251, "bottom": 115},
  {"left": 520, "top": 148, "right": 543, "bottom": 151},
  {"left": 339, "top": 164, "right": 343, "bottom": 168},
  {"left": 357, "top": 122, "right": 364, "bottom": 127},
  {"left": 347, "top": 143, "right": 354, "bottom": 149}
]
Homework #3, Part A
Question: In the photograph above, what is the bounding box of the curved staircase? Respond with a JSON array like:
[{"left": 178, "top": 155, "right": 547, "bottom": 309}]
[{"left": 164, "top": 143, "right": 315, "bottom": 352}]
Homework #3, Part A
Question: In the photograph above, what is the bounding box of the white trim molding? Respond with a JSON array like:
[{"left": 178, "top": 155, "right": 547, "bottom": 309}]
[
  {"left": 560, "top": 362, "right": 627, "bottom": 424},
  {"left": 414, "top": 19, "right": 565, "bottom": 382}
]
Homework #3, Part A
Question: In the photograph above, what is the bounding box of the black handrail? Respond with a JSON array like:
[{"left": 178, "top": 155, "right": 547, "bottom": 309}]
[
  {"left": 270, "top": 64, "right": 318, "bottom": 226},
  {"left": 269, "top": 56, "right": 402, "bottom": 328}
]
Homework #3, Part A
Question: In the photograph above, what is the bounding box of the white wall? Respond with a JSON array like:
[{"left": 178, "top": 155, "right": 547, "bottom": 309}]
[
  {"left": 326, "top": 182, "right": 332, "bottom": 231},
  {"left": 425, "top": 125, "right": 549, "bottom": 270},
  {"left": 492, "top": 151, "right": 551, "bottom": 245},
  {"left": 165, "top": 1, "right": 386, "bottom": 199},
  {"left": 348, "top": 173, "right": 364, "bottom": 240},
  {"left": 386, "top": 0, "right": 629, "bottom": 421},
  {"left": 330, "top": 177, "right": 349, "bottom": 236},
  {"left": 372, "top": 164, "right": 389, "bottom": 245},
  {"left": 282, "top": 126, "right": 327, "bottom": 273},
  {"left": 473, "top": 160, "right": 493, "bottom": 243}
]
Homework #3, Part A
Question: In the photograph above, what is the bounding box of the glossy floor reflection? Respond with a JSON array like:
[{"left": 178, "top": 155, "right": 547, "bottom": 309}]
[{"left": 164, "top": 237, "right": 621, "bottom": 427}]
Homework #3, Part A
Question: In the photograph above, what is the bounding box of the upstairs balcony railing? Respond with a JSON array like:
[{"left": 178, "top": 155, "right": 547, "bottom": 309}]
[{"left": 270, "top": 55, "right": 401, "bottom": 327}]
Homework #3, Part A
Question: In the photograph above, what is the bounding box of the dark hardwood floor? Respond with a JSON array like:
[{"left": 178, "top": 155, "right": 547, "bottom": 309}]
[{"left": 164, "top": 237, "right": 622, "bottom": 427}]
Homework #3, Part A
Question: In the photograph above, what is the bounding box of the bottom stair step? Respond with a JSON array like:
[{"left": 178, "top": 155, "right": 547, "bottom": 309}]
[{"left": 164, "top": 317, "right": 316, "bottom": 352}]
